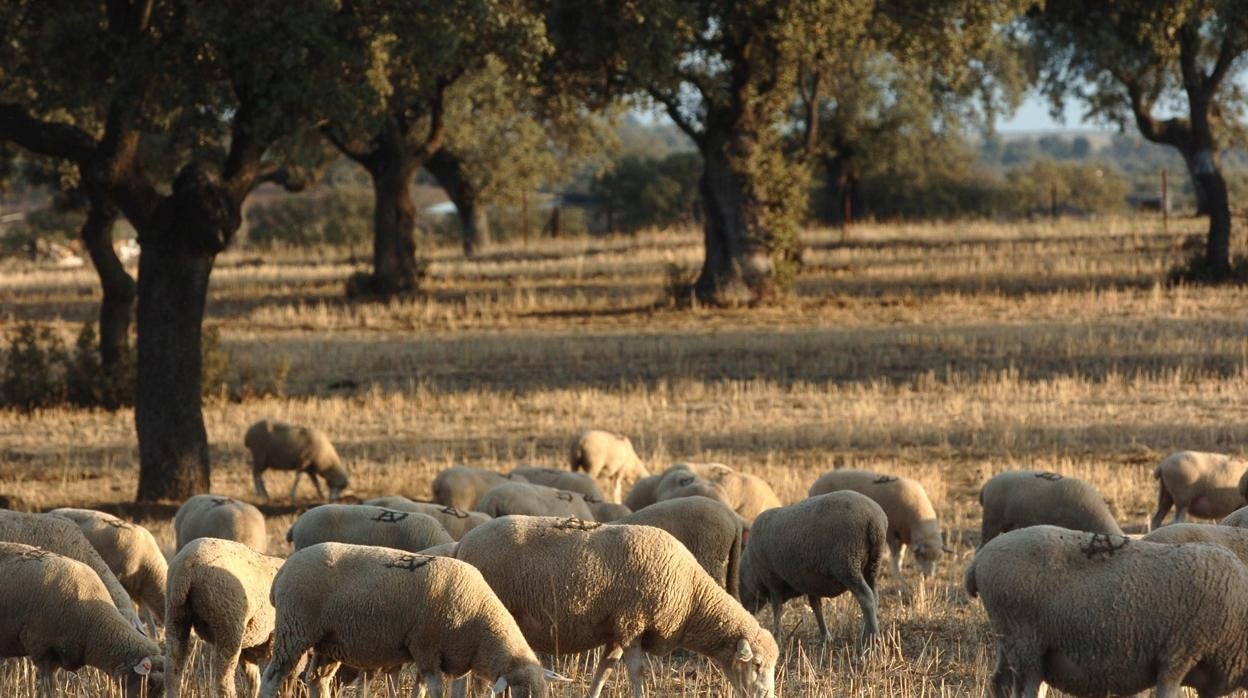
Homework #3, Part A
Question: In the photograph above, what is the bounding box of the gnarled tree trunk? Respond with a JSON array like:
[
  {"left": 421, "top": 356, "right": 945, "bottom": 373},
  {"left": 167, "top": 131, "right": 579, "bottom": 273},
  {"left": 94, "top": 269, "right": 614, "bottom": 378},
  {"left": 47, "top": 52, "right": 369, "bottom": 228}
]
[
  {"left": 79, "top": 197, "right": 135, "bottom": 367},
  {"left": 363, "top": 151, "right": 421, "bottom": 296},
  {"left": 426, "top": 149, "right": 490, "bottom": 257}
]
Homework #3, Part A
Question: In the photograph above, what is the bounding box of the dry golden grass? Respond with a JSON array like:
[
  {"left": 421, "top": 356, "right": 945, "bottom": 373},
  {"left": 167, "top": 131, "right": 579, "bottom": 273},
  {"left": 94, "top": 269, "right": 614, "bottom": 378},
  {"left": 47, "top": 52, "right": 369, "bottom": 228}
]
[{"left": 1, "top": 215, "right": 1246, "bottom": 696}]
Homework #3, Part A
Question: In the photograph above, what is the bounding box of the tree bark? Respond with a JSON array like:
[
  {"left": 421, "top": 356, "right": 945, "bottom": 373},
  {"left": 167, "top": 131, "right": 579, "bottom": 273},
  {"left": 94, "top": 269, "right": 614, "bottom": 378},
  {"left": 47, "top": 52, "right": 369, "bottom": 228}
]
[
  {"left": 426, "top": 149, "right": 490, "bottom": 257},
  {"left": 821, "top": 150, "right": 859, "bottom": 227},
  {"left": 1196, "top": 154, "right": 1231, "bottom": 275},
  {"left": 364, "top": 152, "right": 421, "bottom": 296},
  {"left": 134, "top": 164, "right": 238, "bottom": 501},
  {"left": 79, "top": 197, "right": 136, "bottom": 367}
]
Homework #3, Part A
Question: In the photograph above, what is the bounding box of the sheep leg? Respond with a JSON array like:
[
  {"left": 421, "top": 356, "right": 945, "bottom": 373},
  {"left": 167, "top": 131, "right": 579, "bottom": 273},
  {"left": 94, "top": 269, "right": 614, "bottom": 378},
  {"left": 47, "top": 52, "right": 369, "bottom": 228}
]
[
  {"left": 35, "top": 661, "right": 55, "bottom": 698},
  {"left": 289, "top": 471, "right": 303, "bottom": 503},
  {"left": 770, "top": 598, "right": 784, "bottom": 644},
  {"left": 420, "top": 671, "right": 443, "bottom": 698},
  {"left": 612, "top": 477, "right": 623, "bottom": 505},
  {"left": 306, "top": 657, "right": 342, "bottom": 698},
  {"left": 988, "top": 645, "right": 1014, "bottom": 698},
  {"left": 259, "top": 634, "right": 312, "bottom": 698},
  {"left": 165, "top": 610, "right": 193, "bottom": 698},
  {"left": 242, "top": 661, "right": 262, "bottom": 698},
  {"left": 310, "top": 471, "right": 326, "bottom": 500},
  {"left": 212, "top": 636, "right": 245, "bottom": 698},
  {"left": 586, "top": 645, "right": 625, "bottom": 698},
  {"left": 623, "top": 644, "right": 647, "bottom": 698},
  {"left": 807, "top": 594, "right": 830, "bottom": 644},
  {"left": 253, "top": 463, "right": 269, "bottom": 500},
  {"left": 1173, "top": 505, "right": 1188, "bottom": 524},
  {"left": 847, "top": 575, "right": 880, "bottom": 649},
  {"left": 1151, "top": 484, "right": 1173, "bottom": 530}
]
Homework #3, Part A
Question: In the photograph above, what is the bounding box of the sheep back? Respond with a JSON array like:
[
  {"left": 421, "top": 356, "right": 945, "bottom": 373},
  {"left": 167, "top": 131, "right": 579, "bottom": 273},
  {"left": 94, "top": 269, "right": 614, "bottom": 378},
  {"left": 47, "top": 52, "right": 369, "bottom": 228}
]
[
  {"left": 475, "top": 481, "right": 595, "bottom": 520},
  {"left": 978, "top": 471, "right": 1122, "bottom": 546},
  {"left": 510, "top": 466, "right": 605, "bottom": 501},
  {"left": 431, "top": 466, "right": 525, "bottom": 511},
  {"left": 617, "top": 497, "right": 744, "bottom": 597},
  {"left": 287, "top": 504, "right": 453, "bottom": 553},
  {"left": 362, "top": 496, "right": 491, "bottom": 540},
  {"left": 1155, "top": 451, "right": 1248, "bottom": 519},
  {"left": 49, "top": 507, "right": 168, "bottom": 622},
  {"left": 175, "top": 494, "right": 268, "bottom": 553},
  {"left": 1144, "top": 522, "right": 1248, "bottom": 566}
]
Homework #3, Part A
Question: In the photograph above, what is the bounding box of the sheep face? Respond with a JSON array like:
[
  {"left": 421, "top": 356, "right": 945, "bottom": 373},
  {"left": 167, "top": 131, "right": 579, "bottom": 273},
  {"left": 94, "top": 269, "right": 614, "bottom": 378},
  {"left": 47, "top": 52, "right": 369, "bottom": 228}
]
[
  {"left": 120, "top": 657, "right": 161, "bottom": 697},
  {"left": 325, "top": 466, "right": 349, "bottom": 501},
  {"left": 494, "top": 664, "right": 565, "bottom": 698},
  {"left": 719, "top": 634, "right": 778, "bottom": 698},
  {"left": 912, "top": 541, "right": 943, "bottom": 576}
]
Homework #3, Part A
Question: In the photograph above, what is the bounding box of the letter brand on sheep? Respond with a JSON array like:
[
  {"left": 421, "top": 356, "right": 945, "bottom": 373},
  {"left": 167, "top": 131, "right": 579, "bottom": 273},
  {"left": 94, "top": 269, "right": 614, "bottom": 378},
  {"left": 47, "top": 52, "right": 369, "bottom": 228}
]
[
  {"left": 372, "top": 510, "right": 410, "bottom": 523},
  {"left": 1080, "top": 533, "right": 1129, "bottom": 560},
  {"left": 384, "top": 554, "right": 434, "bottom": 571}
]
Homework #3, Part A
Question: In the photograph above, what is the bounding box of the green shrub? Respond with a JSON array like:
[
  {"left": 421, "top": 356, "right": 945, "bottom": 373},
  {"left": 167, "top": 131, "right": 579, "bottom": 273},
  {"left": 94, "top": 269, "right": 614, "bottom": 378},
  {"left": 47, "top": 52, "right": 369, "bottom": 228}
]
[
  {"left": 0, "top": 324, "right": 68, "bottom": 412},
  {"left": 246, "top": 190, "right": 371, "bottom": 247},
  {"left": 63, "top": 324, "right": 135, "bottom": 410}
]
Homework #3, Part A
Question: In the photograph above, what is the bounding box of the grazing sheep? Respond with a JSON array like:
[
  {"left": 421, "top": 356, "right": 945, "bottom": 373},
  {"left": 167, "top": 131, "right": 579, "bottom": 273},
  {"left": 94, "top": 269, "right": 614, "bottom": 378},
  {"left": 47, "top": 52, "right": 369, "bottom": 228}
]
[
  {"left": 362, "top": 496, "right": 491, "bottom": 540},
  {"left": 420, "top": 541, "right": 459, "bottom": 557},
  {"left": 175, "top": 495, "right": 268, "bottom": 554},
  {"left": 623, "top": 473, "right": 664, "bottom": 511},
  {"left": 966, "top": 524, "right": 1248, "bottom": 697},
  {"left": 456, "top": 516, "right": 778, "bottom": 698},
  {"left": 166, "top": 537, "right": 286, "bottom": 698},
  {"left": 511, "top": 466, "right": 606, "bottom": 501},
  {"left": 0, "top": 509, "right": 144, "bottom": 632},
  {"left": 259, "top": 542, "right": 566, "bottom": 698},
  {"left": 569, "top": 429, "right": 651, "bottom": 502},
  {"left": 657, "top": 462, "right": 782, "bottom": 523},
  {"left": 49, "top": 507, "right": 168, "bottom": 626},
  {"left": 0, "top": 541, "right": 162, "bottom": 698},
  {"left": 739, "top": 492, "right": 886, "bottom": 646},
  {"left": 589, "top": 500, "right": 632, "bottom": 522},
  {"left": 807, "top": 469, "right": 948, "bottom": 578},
  {"left": 286, "top": 504, "right": 453, "bottom": 553},
  {"left": 475, "top": 481, "right": 595, "bottom": 520},
  {"left": 978, "top": 471, "right": 1122, "bottom": 547},
  {"left": 1222, "top": 506, "right": 1248, "bottom": 528},
  {"left": 431, "top": 465, "right": 527, "bottom": 511},
  {"left": 1144, "top": 522, "right": 1248, "bottom": 565},
  {"left": 244, "top": 418, "right": 349, "bottom": 503},
  {"left": 616, "top": 496, "right": 745, "bottom": 598},
  {"left": 1151, "top": 451, "right": 1248, "bottom": 529}
]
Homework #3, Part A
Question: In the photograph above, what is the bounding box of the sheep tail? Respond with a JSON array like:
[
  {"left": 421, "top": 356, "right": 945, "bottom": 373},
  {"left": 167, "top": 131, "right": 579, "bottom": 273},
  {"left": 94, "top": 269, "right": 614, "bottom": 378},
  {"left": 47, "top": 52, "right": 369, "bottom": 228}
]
[
  {"left": 726, "top": 523, "right": 743, "bottom": 600},
  {"left": 963, "top": 555, "right": 979, "bottom": 598},
  {"left": 863, "top": 521, "right": 885, "bottom": 593},
  {"left": 569, "top": 443, "right": 588, "bottom": 472},
  {"left": 164, "top": 562, "right": 192, "bottom": 626},
  {"left": 285, "top": 525, "right": 295, "bottom": 544}
]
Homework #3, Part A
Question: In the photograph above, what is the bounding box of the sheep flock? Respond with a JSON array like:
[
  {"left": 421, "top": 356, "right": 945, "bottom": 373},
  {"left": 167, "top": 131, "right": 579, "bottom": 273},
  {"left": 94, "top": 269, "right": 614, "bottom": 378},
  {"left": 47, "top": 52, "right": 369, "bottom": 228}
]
[{"left": 7, "top": 422, "right": 1248, "bottom": 697}]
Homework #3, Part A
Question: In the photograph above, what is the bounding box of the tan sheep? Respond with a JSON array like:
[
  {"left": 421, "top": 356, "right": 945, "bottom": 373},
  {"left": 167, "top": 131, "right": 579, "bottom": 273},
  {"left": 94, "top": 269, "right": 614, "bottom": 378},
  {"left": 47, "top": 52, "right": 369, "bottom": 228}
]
[
  {"left": 166, "top": 537, "right": 286, "bottom": 698},
  {"left": 0, "top": 509, "right": 144, "bottom": 632},
  {"left": 966, "top": 525, "right": 1248, "bottom": 697},
  {"left": 1151, "top": 450, "right": 1248, "bottom": 529},
  {"left": 807, "top": 469, "right": 949, "bottom": 578},
  {"left": 49, "top": 507, "right": 168, "bottom": 627},
  {"left": 1222, "top": 506, "right": 1248, "bottom": 528},
  {"left": 657, "top": 462, "right": 781, "bottom": 523},
  {"left": 174, "top": 494, "right": 268, "bottom": 554},
  {"left": 616, "top": 496, "right": 745, "bottom": 598},
  {"left": 431, "top": 465, "right": 527, "bottom": 511},
  {"left": 361, "top": 495, "right": 491, "bottom": 540},
  {"left": 978, "top": 470, "right": 1122, "bottom": 547},
  {"left": 740, "top": 492, "right": 886, "bottom": 646},
  {"left": 511, "top": 465, "right": 605, "bottom": 501},
  {"left": 0, "top": 541, "right": 162, "bottom": 698},
  {"left": 623, "top": 473, "right": 664, "bottom": 511},
  {"left": 589, "top": 501, "right": 633, "bottom": 522},
  {"left": 258, "top": 542, "right": 566, "bottom": 698},
  {"left": 569, "top": 429, "right": 651, "bottom": 502},
  {"left": 456, "top": 516, "right": 778, "bottom": 698},
  {"left": 244, "top": 418, "right": 348, "bottom": 503},
  {"left": 475, "top": 481, "right": 596, "bottom": 520},
  {"left": 1144, "top": 522, "right": 1248, "bottom": 565},
  {"left": 286, "top": 504, "right": 453, "bottom": 553}
]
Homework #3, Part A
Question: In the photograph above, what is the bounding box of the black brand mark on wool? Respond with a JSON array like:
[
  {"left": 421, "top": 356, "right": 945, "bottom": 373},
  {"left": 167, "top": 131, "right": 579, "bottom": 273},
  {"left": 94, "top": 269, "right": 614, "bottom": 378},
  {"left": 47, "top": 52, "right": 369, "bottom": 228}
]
[
  {"left": 555, "top": 492, "right": 574, "bottom": 502},
  {"left": 1081, "top": 534, "right": 1128, "bottom": 560},
  {"left": 873, "top": 475, "right": 898, "bottom": 484},
  {"left": 211, "top": 497, "right": 232, "bottom": 506},
  {"left": 373, "top": 510, "right": 410, "bottom": 523},
  {"left": 440, "top": 506, "right": 469, "bottom": 519},
  {"left": 1035, "top": 472, "right": 1063, "bottom": 481},
  {"left": 104, "top": 518, "right": 135, "bottom": 529},
  {"left": 553, "top": 517, "right": 601, "bottom": 531},
  {"left": 18, "top": 547, "right": 56, "bottom": 561},
  {"left": 384, "top": 555, "right": 433, "bottom": 572}
]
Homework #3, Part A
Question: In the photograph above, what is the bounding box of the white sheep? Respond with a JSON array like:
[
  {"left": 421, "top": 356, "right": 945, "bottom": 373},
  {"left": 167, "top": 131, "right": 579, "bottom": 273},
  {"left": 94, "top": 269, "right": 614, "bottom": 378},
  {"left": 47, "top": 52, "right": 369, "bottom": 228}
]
[
  {"left": 589, "top": 501, "right": 632, "bottom": 522},
  {"left": 569, "top": 429, "right": 651, "bottom": 503},
  {"left": 475, "top": 481, "right": 596, "bottom": 520},
  {"left": 245, "top": 418, "right": 349, "bottom": 503},
  {"left": 1152, "top": 450, "right": 1248, "bottom": 529},
  {"left": 807, "top": 469, "right": 949, "bottom": 578},
  {"left": 456, "top": 515, "right": 778, "bottom": 698},
  {"left": 739, "top": 492, "right": 886, "bottom": 646},
  {"left": 166, "top": 537, "right": 286, "bottom": 698},
  {"left": 175, "top": 494, "right": 268, "bottom": 554},
  {"left": 511, "top": 465, "right": 605, "bottom": 501},
  {"left": 1144, "top": 522, "right": 1248, "bottom": 565},
  {"left": 616, "top": 496, "right": 744, "bottom": 598},
  {"left": 0, "top": 541, "right": 162, "bottom": 698},
  {"left": 258, "top": 542, "right": 567, "bottom": 698},
  {"left": 0, "top": 509, "right": 145, "bottom": 632},
  {"left": 623, "top": 473, "right": 664, "bottom": 511},
  {"left": 286, "top": 504, "right": 453, "bottom": 553},
  {"left": 966, "top": 524, "right": 1248, "bottom": 697},
  {"left": 362, "top": 495, "right": 491, "bottom": 540},
  {"left": 49, "top": 507, "right": 168, "bottom": 630},
  {"left": 978, "top": 470, "right": 1122, "bottom": 547},
  {"left": 431, "top": 465, "right": 527, "bottom": 511},
  {"left": 1222, "top": 506, "right": 1248, "bottom": 528},
  {"left": 656, "top": 462, "right": 781, "bottom": 523}
]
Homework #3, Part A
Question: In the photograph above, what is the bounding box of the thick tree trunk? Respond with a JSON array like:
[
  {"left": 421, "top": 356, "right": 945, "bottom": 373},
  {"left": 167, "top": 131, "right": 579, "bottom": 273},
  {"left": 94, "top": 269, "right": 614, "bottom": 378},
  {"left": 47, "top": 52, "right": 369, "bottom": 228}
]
[
  {"left": 693, "top": 130, "right": 775, "bottom": 305},
  {"left": 364, "top": 155, "right": 421, "bottom": 296},
  {"left": 1195, "top": 154, "right": 1231, "bottom": 276},
  {"left": 426, "top": 149, "right": 490, "bottom": 257},
  {"left": 1182, "top": 151, "right": 1211, "bottom": 216},
  {"left": 79, "top": 198, "right": 136, "bottom": 366},
  {"left": 821, "top": 151, "right": 859, "bottom": 227},
  {"left": 134, "top": 165, "right": 237, "bottom": 501}
]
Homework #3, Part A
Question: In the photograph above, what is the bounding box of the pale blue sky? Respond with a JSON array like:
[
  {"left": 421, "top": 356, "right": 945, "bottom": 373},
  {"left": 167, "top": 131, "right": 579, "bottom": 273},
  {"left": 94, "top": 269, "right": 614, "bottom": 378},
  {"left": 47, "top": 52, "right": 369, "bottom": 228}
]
[{"left": 996, "top": 94, "right": 1104, "bottom": 133}]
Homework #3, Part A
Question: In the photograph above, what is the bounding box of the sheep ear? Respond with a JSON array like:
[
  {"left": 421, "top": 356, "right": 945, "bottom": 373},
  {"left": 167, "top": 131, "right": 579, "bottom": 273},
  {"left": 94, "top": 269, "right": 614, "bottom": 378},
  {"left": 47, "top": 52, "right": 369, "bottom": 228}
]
[
  {"left": 543, "top": 668, "right": 573, "bottom": 682},
  {"left": 493, "top": 677, "right": 507, "bottom": 694},
  {"left": 736, "top": 639, "right": 753, "bottom": 662},
  {"left": 133, "top": 657, "right": 152, "bottom": 676}
]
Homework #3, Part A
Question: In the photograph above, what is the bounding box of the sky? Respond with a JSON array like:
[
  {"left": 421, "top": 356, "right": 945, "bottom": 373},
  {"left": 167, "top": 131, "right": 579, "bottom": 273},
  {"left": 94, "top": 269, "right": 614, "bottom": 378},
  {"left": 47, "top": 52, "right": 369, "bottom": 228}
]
[{"left": 995, "top": 94, "right": 1104, "bottom": 133}]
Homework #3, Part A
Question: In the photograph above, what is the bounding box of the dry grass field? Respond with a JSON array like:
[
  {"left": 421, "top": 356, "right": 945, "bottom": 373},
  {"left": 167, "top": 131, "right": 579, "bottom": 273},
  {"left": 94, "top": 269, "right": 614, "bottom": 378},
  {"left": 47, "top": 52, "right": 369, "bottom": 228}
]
[{"left": 2, "top": 215, "right": 1248, "bottom": 696}]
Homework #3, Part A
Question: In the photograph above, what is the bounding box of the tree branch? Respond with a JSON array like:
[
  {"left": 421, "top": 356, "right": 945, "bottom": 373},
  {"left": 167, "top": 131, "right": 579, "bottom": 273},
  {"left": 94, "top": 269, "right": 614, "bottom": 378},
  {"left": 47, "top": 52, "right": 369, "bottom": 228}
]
[
  {"left": 256, "top": 160, "right": 330, "bottom": 193},
  {"left": 411, "top": 77, "right": 452, "bottom": 163},
  {"left": 0, "top": 104, "right": 98, "bottom": 163},
  {"left": 321, "top": 123, "right": 378, "bottom": 169},
  {"left": 1124, "top": 81, "right": 1188, "bottom": 149},
  {"left": 646, "top": 87, "right": 705, "bottom": 145},
  {"left": 1207, "top": 31, "right": 1243, "bottom": 94},
  {"left": 95, "top": 100, "right": 160, "bottom": 229}
]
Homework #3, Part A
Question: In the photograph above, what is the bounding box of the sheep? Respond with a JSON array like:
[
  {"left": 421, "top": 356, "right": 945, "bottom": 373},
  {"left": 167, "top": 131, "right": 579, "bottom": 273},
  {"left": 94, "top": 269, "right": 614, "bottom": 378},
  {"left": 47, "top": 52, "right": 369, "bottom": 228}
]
[
  {"left": 456, "top": 515, "right": 779, "bottom": 698},
  {"left": 966, "top": 524, "right": 1248, "bottom": 697},
  {"left": 258, "top": 542, "right": 567, "bottom": 698},
  {"left": 420, "top": 541, "right": 459, "bottom": 557},
  {"left": 807, "top": 469, "right": 949, "bottom": 579},
  {"left": 616, "top": 496, "right": 745, "bottom": 598},
  {"left": 657, "top": 462, "right": 782, "bottom": 523},
  {"left": 977, "top": 470, "right": 1122, "bottom": 547},
  {"left": 739, "top": 492, "right": 886, "bottom": 646},
  {"left": 1222, "top": 506, "right": 1248, "bottom": 528},
  {"left": 431, "top": 465, "right": 527, "bottom": 511},
  {"left": 285, "top": 504, "right": 453, "bottom": 553},
  {"left": 244, "top": 418, "right": 349, "bottom": 503},
  {"left": 0, "top": 509, "right": 145, "bottom": 632},
  {"left": 1144, "top": 522, "right": 1248, "bottom": 565},
  {"left": 623, "top": 473, "right": 664, "bottom": 511},
  {"left": 475, "top": 481, "right": 596, "bottom": 520},
  {"left": 175, "top": 494, "right": 268, "bottom": 554},
  {"left": 569, "top": 429, "right": 651, "bottom": 503},
  {"left": 362, "top": 495, "right": 492, "bottom": 540},
  {"left": 0, "top": 541, "right": 162, "bottom": 698},
  {"left": 589, "top": 501, "right": 632, "bottom": 522},
  {"left": 1151, "top": 450, "right": 1248, "bottom": 529},
  {"left": 511, "top": 466, "right": 605, "bottom": 501},
  {"left": 49, "top": 507, "right": 168, "bottom": 627},
  {"left": 165, "top": 537, "right": 286, "bottom": 698}
]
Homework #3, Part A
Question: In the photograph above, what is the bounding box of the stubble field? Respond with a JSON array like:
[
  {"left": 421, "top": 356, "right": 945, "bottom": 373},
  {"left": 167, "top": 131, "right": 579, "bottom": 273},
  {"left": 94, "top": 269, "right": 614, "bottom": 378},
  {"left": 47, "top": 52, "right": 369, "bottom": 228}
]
[{"left": 2, "top": 215, "right": 1247, "bottom": 696}]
